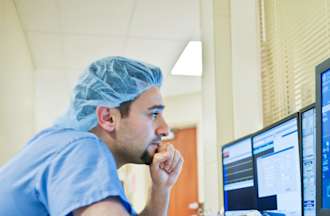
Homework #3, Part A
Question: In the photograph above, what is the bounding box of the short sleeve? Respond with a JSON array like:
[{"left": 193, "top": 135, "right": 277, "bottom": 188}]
[{"left": 35, "top": 137, "right": 135, "bottom": 216}]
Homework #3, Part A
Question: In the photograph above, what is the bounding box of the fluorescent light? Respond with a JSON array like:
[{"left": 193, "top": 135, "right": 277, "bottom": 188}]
[{"left": 171, "top": 41, "right": 202, "bottom": 76}]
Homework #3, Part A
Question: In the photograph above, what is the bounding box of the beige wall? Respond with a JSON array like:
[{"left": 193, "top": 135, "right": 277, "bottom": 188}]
[
  {"left": 0, "top": 0, "right": 35, "bottom": 165},
  {"left": 231, "top": 0, "right": 263, "bottom": 138}
]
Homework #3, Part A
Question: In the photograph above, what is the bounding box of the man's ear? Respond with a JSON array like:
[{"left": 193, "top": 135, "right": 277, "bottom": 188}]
[{"left": 95, "top": 106, "right": 119, "bottom": 132}]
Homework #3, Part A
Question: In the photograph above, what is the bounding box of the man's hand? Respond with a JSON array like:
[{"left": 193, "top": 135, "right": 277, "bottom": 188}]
[
  {"left": 139, "top": 143, "right": 183, "bottom": 216},
  {"left": 150, "top": 143, "right": 184, "bottom": 189}
]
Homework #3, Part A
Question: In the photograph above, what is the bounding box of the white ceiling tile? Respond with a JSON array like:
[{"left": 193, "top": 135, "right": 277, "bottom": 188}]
[
  {"left": 129, "top": 0, "right": 199, "bottom": 40},
  {"left": 14, "top": 0, "right": 60, "bottom": 32},
  {"left": 63, "top": 35, "right": 126, "bottom": 69},
  {"left": 124, "top": 38, "right": 186, "bottom": 75},
  {"left": 60, "top": 0, "right": 135, "bottom": 36},
  {"left": 27, "top": 32, "right": 65, "bottom": 69}
]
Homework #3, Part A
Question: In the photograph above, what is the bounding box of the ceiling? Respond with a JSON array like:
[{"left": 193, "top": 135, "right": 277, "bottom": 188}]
[{"left": 13, "top": 0, "right": 202, "bottom": 97}]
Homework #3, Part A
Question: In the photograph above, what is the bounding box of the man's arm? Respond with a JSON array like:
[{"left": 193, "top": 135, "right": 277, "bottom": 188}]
[
  {"left": 139, "top": 143, "right": 184, "bottom": 216},
  {"left": 138, "top": 185, "right": 170, "bottom": 216},
  {"left": 73, "top": 197, "right": 129, "bottom": 216}
]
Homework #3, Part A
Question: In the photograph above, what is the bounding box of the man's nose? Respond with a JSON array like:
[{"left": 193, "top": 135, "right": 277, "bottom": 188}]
[{"left": 156, "top": 117, "right": 169, "bottom": 137}]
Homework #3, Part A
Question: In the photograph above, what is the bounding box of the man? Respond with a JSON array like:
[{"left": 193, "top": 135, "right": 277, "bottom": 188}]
[{"left": 0, "top": 56, "right": 184, "bottom": 216}]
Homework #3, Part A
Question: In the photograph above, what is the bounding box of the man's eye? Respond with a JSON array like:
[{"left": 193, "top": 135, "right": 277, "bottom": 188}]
[{"left": 151, "top": 112, "right": 159, "bottom": 119}]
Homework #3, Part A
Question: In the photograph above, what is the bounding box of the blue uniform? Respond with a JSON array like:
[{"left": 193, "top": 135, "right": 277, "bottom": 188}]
[{"left": 0, "top": 127, "right": 136, "bottom": 216}]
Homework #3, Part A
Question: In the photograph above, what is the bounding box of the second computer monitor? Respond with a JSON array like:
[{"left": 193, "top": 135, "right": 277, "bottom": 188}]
[
  {"left": 252, "top": 115, "right": 302, "bottom": 216},
  {"left": 300, "top": 105, "right": 316, "bottom": 216}
]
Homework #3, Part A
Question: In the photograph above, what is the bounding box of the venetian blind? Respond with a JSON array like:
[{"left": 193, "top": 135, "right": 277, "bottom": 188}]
[{"left": 259, "top": 0, "right": 330, "bottom": 125}]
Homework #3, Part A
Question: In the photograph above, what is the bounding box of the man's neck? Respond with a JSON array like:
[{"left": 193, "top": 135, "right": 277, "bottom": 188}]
[{"left": 89, "top": 126, "right": 126, "bottom": 169}]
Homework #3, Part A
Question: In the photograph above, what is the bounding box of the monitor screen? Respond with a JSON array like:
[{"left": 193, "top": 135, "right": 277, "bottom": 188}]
[
  {"left": 252, "top": 117, "right": 302, "bottom": 216},
  {"left": 222, "top": 137, "right": 258, "bottom": 211},
  {"left": 301, "top": 107, "right": 316, "bottom": 216},
  {"left": 321, "top": 69, "right": 330, "bottom": 208}
]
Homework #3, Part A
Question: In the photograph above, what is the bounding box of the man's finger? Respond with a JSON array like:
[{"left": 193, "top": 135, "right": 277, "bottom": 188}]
[
  {"left": 152, "top": 152, "right": 171, "bottom": 169},
  {"left": 170, "top": 153, "right": 184, "bottom": 176},
  {"left": 168, "top": 150, "right": 179, "bottom": 173},
  {"left": 164, "top": 144, "right": 175, "bottom": 171}
]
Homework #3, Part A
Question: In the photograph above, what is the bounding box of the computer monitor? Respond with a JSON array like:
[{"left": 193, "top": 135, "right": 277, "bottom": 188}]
[
  {"left": 300, "top": 104, "right": 316, "bottom": 216},
  {"left": 316, "top": 58, "right": 330, "bottom": 216},
  {"left": 252, "top": 115, "right": 302, "bottom": 216},
  {"left": 222, "top": 136, "right": 258, "bottom": 212}
]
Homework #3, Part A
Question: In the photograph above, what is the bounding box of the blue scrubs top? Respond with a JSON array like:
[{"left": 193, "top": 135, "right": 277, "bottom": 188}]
[{"left": 0, "top": 127, "right": 137, "bottom": 216}]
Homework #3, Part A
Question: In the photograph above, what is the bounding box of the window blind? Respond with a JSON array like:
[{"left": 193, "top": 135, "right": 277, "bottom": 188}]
[{"left": 259, "top": 0, "right": 330, "bottom": 125}]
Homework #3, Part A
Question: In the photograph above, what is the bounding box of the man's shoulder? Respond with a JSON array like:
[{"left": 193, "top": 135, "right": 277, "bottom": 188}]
[
  {"left": 24, "top": 126, "right": 107, "bottom": 163},
  {"left": 29, "top": 126, "right": 99, "bottom": 146},
  {"left": 34, "top": 127, "right": 117, "bottom": 177}
]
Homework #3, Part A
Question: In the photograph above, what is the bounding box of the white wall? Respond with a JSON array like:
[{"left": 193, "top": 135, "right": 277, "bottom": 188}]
[
  {"left": 0, "top": 0, "right": 35, "bottom": 165},
  {"left": 163, "top": 92, "right": 201, "bottom": 128},
  {"left": 34, "top": 69, "right": 77, "bottom": 131},
  {"left": 231, "top": 0, "right": 263, "bottom": 137}
]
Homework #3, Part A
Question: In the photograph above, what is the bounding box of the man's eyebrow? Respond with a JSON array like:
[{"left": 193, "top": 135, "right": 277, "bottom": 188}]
[{"left": 147, "top": 105, "right": 165, "bottom": 111}]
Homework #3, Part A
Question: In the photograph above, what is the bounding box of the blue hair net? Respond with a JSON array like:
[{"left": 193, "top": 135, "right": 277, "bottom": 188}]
[{"left": 54, "top": 56, "right": 163, "bottom": 131}]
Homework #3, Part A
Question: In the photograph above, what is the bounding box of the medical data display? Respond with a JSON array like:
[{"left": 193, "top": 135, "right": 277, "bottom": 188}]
[
  {"left": 252, "top": 117, "right": 302, "bottom": 216},
  {"left": 321, "top": 69, "right": 330, "bottom": 208},
  {"left": 222, "top": 138, "right": 257, "bottom": 211}
]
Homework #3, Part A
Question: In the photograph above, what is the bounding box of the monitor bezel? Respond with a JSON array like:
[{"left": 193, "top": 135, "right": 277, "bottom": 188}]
[
  {"left": 251, "top": 113, "right": 303, "bottom": 215},
  {"left": 221, "top": 134, "right": 256, "bottom": 211},
  {"left": 299, "top": 103, "right": 316, "bottom": 216},
  {"left": 315, "top": 58, "right": 330, "bottom": 216}
]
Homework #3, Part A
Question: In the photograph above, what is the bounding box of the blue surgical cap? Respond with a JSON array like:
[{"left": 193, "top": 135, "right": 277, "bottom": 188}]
[{"left": 54, "top": 56, "right": 163, "bottom": 131}]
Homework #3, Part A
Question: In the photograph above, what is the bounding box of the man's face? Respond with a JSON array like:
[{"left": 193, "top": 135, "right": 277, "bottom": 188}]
[{"left": 115, "top": 86, "right": 169, "bottom": 164}]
